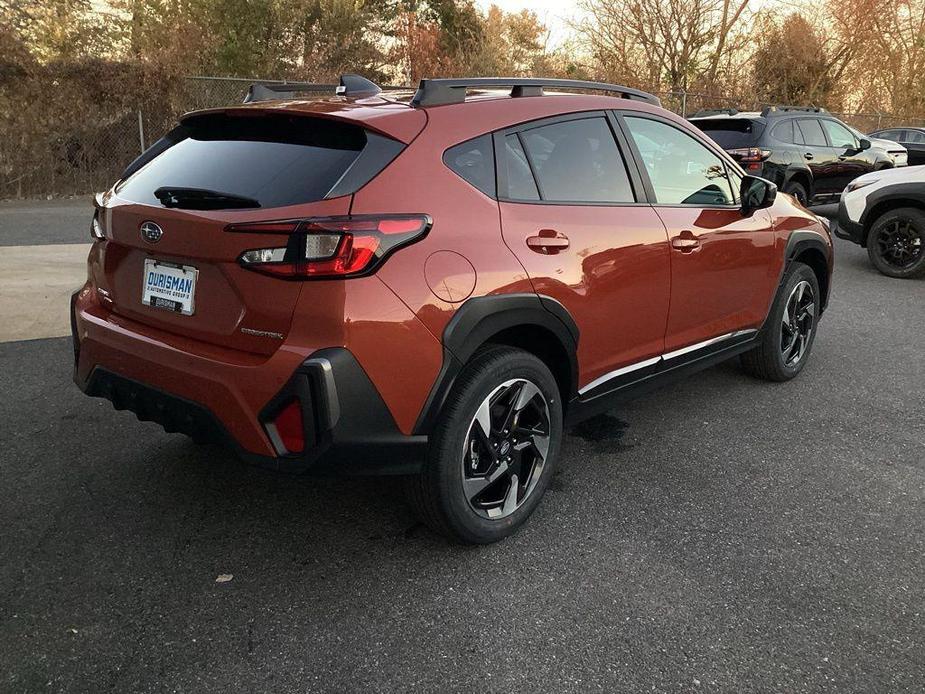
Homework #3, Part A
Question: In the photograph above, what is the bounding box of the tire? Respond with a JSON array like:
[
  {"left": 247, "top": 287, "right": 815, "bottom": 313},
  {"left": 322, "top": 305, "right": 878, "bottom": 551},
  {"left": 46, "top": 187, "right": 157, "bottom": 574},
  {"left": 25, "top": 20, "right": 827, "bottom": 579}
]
[
  {"left": 783, "top": 181, "right": 809, "bottom": 207},
  {"left": 741, "top": 262, "right": 820, "bottom": 382},
  {"left": 865, "top": 207, "right": 925, "bottom": 279},
  {"left": 406, "top": 346, "right": 563, "bottom": 544}
]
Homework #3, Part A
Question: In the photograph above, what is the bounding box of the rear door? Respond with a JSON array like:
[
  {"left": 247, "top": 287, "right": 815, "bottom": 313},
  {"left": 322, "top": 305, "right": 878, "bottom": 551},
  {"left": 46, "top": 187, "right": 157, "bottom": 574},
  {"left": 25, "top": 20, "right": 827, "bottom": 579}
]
[
  {"left": 97, "top": 112, "right": 398, "bottom": 355},
  {"left": 795, "top": 118, "right": 838, "bottom": 200},
  {"left": 620, "top": 114, "right": 779, "bottom": 353},
  {"left": 496, "top": 113, "right": 671, "bottom": 393}
]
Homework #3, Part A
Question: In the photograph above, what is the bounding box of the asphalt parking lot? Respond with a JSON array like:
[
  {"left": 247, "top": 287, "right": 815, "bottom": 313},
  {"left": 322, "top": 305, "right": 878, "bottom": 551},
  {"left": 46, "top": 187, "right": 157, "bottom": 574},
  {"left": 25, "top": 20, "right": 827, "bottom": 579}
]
[{"left": 1, "top": 202, "right": 923, "bottom": 692}]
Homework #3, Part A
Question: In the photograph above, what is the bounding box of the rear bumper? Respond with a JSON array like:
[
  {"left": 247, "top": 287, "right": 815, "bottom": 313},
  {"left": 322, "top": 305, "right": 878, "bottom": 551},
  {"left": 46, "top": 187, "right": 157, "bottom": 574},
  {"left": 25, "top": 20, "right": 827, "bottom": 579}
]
[{"left": 71, "top": 287, "right": 426, "bottom": 474}]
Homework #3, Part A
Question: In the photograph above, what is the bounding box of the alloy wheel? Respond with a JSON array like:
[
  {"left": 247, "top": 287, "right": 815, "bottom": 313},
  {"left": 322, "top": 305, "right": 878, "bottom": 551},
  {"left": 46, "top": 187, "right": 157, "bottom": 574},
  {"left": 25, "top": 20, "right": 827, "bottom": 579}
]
[
  {"left": 462, "top": 378, "right": 551, "bottom": 520},
  {"left": 781, "top": 280, "right": 815, "bottom": 367},
  {"left": 874, "top": 219, "right": 923, "bottom": 270}
]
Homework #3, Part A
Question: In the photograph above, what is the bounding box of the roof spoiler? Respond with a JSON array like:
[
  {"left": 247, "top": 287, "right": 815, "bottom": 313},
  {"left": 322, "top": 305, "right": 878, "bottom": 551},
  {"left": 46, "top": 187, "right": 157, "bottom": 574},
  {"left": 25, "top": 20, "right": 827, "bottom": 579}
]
[
  {"left": 243, "top": 74, "right": 382, "bottom": 103},
  {"left": 410, "top": 78, "right": 661, "bottom": 108},
  {"left": 761, "top": 105, "right": 828, "bottom": 117}
]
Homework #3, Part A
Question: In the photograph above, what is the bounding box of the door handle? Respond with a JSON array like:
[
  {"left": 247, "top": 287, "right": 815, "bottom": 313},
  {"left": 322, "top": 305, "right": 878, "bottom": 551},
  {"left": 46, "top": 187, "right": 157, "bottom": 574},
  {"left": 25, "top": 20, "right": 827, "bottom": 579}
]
[
  {"left": 526, "top": 229, "right": 570, "bottom": 254},
  {"left": 671, "top": 230, "right": 701, "bottom": 253},
  {"left": 804, "top": 152, "right": 814, "bottom": 160}
]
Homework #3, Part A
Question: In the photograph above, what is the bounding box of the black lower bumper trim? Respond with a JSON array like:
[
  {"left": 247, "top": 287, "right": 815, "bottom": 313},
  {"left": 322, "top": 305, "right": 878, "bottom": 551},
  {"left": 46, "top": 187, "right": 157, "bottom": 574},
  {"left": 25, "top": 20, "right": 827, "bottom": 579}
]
[
  {"left": 834, "top": 201, "right": 865, "bottom": 245},
  {"left": 80, "top": 348, "right": 427, "bottom": 475}
]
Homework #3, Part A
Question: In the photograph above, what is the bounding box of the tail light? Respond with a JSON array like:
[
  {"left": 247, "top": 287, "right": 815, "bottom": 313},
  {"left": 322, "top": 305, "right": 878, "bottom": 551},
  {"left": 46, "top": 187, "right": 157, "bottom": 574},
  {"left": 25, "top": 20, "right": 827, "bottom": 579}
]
[
  {"left": 229, "top": 215, "right": 432, "bottom": 279},
  {"left": 726, "top": 147, "right": 771, "bottom": 172}
]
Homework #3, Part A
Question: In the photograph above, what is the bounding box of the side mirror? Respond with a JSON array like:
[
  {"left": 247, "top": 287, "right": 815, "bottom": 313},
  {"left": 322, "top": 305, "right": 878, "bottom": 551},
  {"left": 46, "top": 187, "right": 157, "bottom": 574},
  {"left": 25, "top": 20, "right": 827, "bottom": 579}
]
[
  {"left": 740, "top": 175, "right": 777, "bottom": 213},
  {"left": 858, "top": 138, "right": 872, "bottom": 151}
]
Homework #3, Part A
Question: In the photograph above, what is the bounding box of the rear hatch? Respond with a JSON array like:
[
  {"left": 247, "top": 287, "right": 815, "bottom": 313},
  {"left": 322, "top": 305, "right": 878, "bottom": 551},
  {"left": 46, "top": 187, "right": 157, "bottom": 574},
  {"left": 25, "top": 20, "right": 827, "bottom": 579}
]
[
  {"left": 97, "top": 109, "right": 406, "bottom": 355},
  {"left": 691, "top": 117, "right": 765, "bottom": 157}
]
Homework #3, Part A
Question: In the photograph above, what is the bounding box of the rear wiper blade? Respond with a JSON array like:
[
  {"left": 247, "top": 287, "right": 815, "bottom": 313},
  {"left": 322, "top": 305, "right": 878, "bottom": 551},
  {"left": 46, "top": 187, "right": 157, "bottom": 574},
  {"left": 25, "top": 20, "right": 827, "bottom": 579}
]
[{"left": 154, "top": 187, "right": 261, "bottom": 210}]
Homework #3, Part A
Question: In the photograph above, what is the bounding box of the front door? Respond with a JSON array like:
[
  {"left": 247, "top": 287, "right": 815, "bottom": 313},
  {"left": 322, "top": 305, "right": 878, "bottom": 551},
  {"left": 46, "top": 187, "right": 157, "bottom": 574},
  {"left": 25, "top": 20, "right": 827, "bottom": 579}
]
[
  {"left": 620, "top": 114, "right": 780, "bottom": 354},
  {"left": 820, "top": 118, "right": 875, "bottom": 191},
  {"left": 495, "top": 113, "right": 671, "bottom": 393}
]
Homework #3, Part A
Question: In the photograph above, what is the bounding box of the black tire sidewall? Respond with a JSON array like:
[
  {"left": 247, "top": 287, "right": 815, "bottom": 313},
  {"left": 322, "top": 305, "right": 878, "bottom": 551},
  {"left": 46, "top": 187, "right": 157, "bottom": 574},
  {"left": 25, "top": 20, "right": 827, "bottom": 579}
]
[
  {"left": 866, "top": 209, "right": 925, "bottom": 279},
  {"left": 428, "top": 349, "right": 563, "bottom": 544},
  {"left": 784, "top": 181, "right": 808, "bottom": 206}
]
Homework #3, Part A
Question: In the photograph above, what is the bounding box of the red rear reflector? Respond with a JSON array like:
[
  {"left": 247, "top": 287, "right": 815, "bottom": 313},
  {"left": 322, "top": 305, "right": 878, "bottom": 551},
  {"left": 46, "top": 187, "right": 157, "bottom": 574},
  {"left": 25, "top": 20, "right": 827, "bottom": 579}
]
[
  {"left": 231, "top": 214, "right": 432, "bottom": 279},
  {"left": 272, "top": 399, "right": 304, "bottom": 454}
]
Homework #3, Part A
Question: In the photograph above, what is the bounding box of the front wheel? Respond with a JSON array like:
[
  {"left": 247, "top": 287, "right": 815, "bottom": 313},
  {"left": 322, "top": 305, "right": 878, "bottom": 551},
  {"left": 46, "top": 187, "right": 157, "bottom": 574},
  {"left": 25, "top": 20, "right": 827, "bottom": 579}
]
[
  {"left": 741, "top": 262, "right": 820, "bottom": 382},
  {"left": 866, "top": 208, "right": 925, "bottom": 279},
  {"left": 406, "top": 346, "right": 563, "bottom": 544}
]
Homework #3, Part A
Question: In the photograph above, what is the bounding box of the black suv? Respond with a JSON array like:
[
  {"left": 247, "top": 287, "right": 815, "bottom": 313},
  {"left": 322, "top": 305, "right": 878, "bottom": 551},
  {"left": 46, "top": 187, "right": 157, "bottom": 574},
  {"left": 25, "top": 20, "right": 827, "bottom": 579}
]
[
  {"left": 689, "top": 107, "right": 886, "bottom": 206},
  {"left": 868, "top": 127, "right": 925, "bottom": 166}
]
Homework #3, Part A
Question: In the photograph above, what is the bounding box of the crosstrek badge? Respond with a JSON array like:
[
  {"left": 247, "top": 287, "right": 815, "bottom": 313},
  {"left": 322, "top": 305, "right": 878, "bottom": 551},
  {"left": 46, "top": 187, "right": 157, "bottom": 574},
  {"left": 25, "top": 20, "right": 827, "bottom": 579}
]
[{"left": 141, "top": 258, "right": 198, "bottom": 315}]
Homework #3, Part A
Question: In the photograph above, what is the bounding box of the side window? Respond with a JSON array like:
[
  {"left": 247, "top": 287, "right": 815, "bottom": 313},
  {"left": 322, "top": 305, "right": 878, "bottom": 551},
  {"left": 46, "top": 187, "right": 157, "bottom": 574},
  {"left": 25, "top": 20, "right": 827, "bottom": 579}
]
[
  {"left": 820, "top": 120, "right": 857, "bottom": 149},
  {"left": 771, "top": 120, "right": 793, "bottom": 143},
  {"left": 797, "top": 119, "right": 827, "bottom": 147},
  {"left": 624, "top": 116, "right": 736, "bottom": 205},
  {"left": 502, "top": 134, "right": 540, "bottom": 201},
  {"left": 517, "top": 117, "right": 635, "bottom": 203},
  {"left": 908, "top": 131, "right": 925, "bottom": 144},
  {"left": 443, "top": 134, "right": 495, "bottom": 197}
]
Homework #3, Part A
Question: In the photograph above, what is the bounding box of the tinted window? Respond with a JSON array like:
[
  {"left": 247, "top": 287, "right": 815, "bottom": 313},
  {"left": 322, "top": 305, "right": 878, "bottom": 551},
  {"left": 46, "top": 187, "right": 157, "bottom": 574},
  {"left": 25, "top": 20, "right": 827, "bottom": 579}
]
[
  {"left": 797, "top": 119, "right": 827, "bottom": 147},
  {"left": 692, "top": 118, "right": 764, "bottom": 148},
  {"left": 518, "top": 117, "right": 635, "bottom": 203},
  {"left": 444, "top": 134, "right": 495, "bottom": 197},
  {"left": 625, "top": 117, "right": 735, "bottom": 205},
  {"left": 503, "top": 134, "right": 540, "bottom": 201},
  {"left": 771, "top": 120, "right": 793, "bottom": 143},
  {"left": 820, "top": 119, "right": 857, "bottom": 148},
  {"left": 907, "top": 130, "right": 925, "bottom": 144},
  {"left": 118, "top": 114, "right": 367, "bottom": 208},
  {"left": 875, "top": 129, "right": 901, "bottom": 140}
]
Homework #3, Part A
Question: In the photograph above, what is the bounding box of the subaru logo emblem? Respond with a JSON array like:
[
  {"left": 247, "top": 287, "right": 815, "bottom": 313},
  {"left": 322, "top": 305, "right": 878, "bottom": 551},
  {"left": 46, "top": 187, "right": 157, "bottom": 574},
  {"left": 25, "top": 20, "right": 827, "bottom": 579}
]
[{"left": 140, "top": 221, "right": 163, "bottom": 244}]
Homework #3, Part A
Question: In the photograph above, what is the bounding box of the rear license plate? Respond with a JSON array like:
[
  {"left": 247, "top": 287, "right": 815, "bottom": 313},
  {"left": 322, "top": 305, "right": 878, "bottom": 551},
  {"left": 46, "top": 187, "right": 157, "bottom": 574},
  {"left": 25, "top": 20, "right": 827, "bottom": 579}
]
[{"left": 142, "top": 258, "right": 198, "bottom": 316}]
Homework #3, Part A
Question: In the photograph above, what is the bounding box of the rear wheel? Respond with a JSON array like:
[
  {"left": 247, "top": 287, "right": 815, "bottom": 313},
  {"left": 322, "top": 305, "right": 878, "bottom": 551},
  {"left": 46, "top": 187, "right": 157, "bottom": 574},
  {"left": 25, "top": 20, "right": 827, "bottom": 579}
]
[
  {"left": 866, "top": 208, "right": 925, "bottom": 279},
  {"left": 741, "top": 262, "right": 820, "bottom": 382},
  {"left": 407, "top": 346, "right": 563, "bottom": 544},
  {"left": 783, "top": 180, "right": 809, "bottom": 206}
]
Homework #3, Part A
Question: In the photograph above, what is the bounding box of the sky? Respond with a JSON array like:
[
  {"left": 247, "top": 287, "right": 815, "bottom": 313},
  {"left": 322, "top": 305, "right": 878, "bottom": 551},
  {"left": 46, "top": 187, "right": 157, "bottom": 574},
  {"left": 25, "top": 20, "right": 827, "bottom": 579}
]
[{"left": 474, "top": 0, "right": 587, "bottom": 48}]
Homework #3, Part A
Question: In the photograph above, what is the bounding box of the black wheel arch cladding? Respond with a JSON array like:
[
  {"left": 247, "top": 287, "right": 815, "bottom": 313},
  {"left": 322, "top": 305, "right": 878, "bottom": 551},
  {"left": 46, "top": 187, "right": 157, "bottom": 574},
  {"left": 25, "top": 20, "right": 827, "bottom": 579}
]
[{"left": 413, "top": 293, "right": 580, "bottom": 435}]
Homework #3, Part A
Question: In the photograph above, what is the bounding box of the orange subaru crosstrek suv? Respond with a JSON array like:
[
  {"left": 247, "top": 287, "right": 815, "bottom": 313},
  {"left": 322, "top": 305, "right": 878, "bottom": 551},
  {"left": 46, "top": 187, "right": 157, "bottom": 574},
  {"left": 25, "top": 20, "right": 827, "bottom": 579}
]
[{"left": 73, "top": 75, "right": 833, "bottom": 543}]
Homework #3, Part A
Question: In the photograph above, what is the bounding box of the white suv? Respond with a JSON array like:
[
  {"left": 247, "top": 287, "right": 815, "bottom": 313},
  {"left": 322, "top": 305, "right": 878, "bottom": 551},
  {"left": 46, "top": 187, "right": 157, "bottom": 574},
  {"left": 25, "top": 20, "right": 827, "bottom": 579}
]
[{"left": 834, "top": 166, "right": 925, "bottom": 278}]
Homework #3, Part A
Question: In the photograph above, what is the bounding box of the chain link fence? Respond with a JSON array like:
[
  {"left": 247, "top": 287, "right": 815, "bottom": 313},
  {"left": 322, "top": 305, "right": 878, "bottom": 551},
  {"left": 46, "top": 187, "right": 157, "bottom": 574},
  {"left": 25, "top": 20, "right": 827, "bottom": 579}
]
[{"left": 2, "top": 76, "right": 924, "bottom": 200}]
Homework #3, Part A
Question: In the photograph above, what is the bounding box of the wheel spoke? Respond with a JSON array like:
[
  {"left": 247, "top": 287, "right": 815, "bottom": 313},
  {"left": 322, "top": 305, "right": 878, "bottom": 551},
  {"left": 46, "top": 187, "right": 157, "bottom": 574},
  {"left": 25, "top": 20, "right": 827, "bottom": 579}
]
[
  {"left": 464, "top": 460, "right": 508, "bottom": 501},
  {"left": 500, "top": 474, "right": 519, "bottom": 515}
]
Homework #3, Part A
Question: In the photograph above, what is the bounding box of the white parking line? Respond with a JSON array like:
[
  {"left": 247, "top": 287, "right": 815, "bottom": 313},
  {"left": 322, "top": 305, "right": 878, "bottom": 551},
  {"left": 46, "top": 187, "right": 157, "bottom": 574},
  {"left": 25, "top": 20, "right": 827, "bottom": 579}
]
[{"left": 0, "top": 243, "right": 90, "bottom": 343}]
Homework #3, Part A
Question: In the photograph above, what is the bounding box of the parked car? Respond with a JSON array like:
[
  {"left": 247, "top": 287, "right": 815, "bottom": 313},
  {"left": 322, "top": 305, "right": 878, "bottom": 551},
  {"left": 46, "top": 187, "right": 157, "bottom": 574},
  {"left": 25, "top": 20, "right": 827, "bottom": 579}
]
[
  {"left": 867, "top": 127, "right": 925, "bottom": 166},
  {"left": 833, "top": 164, "right": 925, "bottom": 278},
  {"left": 846, "top": 125, "right": 907, "bottom": 167},
  {"left": 72, "top": 75, "right": 833, "bottom": 543},
  {"left": 689, "top": 106, "right": 886, "bottom": 206}
]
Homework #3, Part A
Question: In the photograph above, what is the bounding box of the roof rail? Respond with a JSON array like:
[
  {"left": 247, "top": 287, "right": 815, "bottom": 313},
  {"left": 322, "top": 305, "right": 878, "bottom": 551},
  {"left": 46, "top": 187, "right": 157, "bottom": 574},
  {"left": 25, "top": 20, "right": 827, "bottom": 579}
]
[
  {"left": 760, "top": 105, "right": 828, "bottom": 117},
  {"left": 410, "top": 77, "right": 661, "bottom": 108},
  {"left": 689, "top": 107, "right": 739, "bottom": 118},
  {"left": 243, "top": 74, "right": 382, "bottom": 103}
]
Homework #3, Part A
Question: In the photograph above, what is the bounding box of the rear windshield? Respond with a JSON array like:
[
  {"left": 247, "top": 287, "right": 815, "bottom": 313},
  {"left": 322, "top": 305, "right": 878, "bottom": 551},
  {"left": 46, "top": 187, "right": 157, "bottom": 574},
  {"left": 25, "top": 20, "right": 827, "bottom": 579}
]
[
  {"left": 116, "top": 114, "right": 367, "bottom": 208},
  {"left": 691, "top": 118, "right": 764, "bottom": 149}
]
